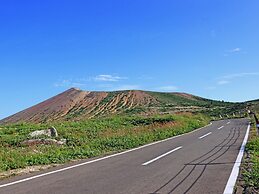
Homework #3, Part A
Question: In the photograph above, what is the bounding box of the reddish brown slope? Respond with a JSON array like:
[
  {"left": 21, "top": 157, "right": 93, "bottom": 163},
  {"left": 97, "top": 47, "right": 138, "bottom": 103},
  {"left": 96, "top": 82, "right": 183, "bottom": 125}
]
[
  {"left": 0, "top": 88, "right": 158, "bottom": 124},
  {"left": 0, "top": 88, "right": 104, "bottom": 123}
]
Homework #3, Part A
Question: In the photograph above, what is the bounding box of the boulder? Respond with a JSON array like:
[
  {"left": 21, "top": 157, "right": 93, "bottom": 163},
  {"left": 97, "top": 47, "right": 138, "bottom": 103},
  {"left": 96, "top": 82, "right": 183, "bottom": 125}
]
[{"left": 29, "top": 126, "right": 58, "bottom": 138}]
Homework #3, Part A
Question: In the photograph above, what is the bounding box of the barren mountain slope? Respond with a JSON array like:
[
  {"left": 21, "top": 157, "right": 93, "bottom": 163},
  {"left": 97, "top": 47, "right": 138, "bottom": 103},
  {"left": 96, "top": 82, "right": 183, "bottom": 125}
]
[
  {"left": 0, "top": 88, "right": 245, "bottom": 124},
  {"left": 0, "top": 88, "right": 159, "bottom": 123}
]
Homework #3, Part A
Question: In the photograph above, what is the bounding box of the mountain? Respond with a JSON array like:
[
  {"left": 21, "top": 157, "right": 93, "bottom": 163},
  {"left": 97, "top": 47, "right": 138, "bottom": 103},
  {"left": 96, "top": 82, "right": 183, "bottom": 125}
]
[{"left": 0, "top": 88, "right": 246, "bottom": 124}]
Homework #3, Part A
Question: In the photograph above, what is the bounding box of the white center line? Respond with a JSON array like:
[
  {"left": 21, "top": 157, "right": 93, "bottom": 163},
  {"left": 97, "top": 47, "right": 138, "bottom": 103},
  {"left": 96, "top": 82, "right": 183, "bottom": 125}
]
[
  {"left": 142, "top": 146, "right": 182, "bottom": 166},
  {"left": 227, "top": 121, "right": 231, "bottom": 125},
  {"left": 199, "top": 132, "right": 212, "bottom": 139},
  {"left": 218, "top": 126, "right": 224, "bottom": 130}
]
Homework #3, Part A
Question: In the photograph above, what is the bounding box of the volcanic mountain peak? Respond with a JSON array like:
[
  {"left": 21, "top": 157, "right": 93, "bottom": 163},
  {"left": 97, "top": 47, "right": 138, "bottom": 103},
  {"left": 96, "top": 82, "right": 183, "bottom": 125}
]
[
  {"left": 70, "top": 87, "right": 81, "bottom": 91},
  {"left": 0, "top": 88, "right": 240, "bottom": 124}
]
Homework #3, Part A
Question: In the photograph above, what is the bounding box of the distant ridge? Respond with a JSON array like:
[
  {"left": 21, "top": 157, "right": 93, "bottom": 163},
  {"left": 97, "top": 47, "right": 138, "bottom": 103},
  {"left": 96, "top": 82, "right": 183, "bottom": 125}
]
[{"left": 0, "top": 88, "right": 243, "bottom": 124}]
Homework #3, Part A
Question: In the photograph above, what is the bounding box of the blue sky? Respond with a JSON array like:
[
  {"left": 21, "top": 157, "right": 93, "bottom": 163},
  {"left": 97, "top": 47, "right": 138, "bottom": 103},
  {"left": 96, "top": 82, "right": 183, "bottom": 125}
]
[{"left": 0, "top": 0, "right": 259, "bottom": 119}]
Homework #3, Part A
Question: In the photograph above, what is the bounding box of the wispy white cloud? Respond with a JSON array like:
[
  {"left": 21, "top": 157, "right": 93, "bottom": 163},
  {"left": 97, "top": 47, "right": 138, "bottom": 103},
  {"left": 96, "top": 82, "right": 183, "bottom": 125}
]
[
  {"left": 224, "top": 47, "right": 246, "bottom": 57},
  {"left": 228, "top": 48, "right": 241, "bottom": 53},
  {"left": 112, "top": 85, "right": 140, "bottom": 91},
  {"left": 216, "top": 72, "right": 259, "bottom": 86},
  {"left": 217, "top": 80, "right": 230, "bottom": 85},
  {"left": 54, "top": 74, "right": 128, "bottom": 88},
  {"left": 94, "top": 74, "right": 127, "bottom": 82},
  {"left": 54, "top": 79, "right": 87, "bottom": 88},
  {"left": 157, "top": 85, "right": 178, "bottom": 92}
]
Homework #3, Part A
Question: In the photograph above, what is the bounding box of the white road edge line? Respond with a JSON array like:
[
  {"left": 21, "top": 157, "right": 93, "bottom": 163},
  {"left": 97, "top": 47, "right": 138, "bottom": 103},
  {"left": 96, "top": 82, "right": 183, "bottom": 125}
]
[
  {"left": 142, "top": 146, "right": 182, "bottom": 166},
  {"left": 218, "top": 126, "right": 224, "bottom": 130},
  {"left": 223, "top": 124, "right": 250, "bottom": 194},
  {"left": 0, "top": 122, "right": 212, "bottom": 189},
  {"left": 199, "top": 132, "right": 212, "bottom": 139}
]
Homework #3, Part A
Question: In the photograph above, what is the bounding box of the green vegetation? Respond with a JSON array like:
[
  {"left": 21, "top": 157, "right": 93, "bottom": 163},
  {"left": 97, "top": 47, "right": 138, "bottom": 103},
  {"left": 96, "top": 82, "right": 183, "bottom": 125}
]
[
  {"left": 100, "top": 92, "right": 121, "bottom": 105},
  {"left": 148, "top": 92, "right": 195, "bottom": 106},
  {"left": 0, "top": 113, "right": 209, "bottom": 173},
  {"left": 65, "top": 107, "right": 86, "bottom": 120},
  {"left": 244, "top": 137, "right": 259, "bottom": 189},
  {"left": 147, "top": 91, "right": 246, "bottom": 118},
  {"left": 241, "top": 115, "right": 259, "bottom": 192},
  {"left": 66, "top": 90, "right": 248, "bottom": 121}
]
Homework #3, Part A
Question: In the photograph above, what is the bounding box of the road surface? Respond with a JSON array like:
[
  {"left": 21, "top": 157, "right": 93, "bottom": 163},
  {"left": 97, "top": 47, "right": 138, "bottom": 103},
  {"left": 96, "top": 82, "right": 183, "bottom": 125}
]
[{"left": 0, "top": 118, "right": 250, "bottom": 194}]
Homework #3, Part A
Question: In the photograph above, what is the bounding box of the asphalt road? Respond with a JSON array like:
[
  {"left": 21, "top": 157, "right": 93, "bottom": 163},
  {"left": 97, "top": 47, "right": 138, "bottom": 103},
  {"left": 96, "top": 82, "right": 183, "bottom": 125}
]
[{"left": 0, "top": 118, "right": 249, "bottom": 194}]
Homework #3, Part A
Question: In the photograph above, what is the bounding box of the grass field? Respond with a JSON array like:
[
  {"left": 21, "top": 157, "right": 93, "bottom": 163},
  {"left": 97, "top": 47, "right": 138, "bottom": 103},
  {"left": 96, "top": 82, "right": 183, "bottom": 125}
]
[{"left": 0, "top": 113, "right": 209, "bottom": 174}]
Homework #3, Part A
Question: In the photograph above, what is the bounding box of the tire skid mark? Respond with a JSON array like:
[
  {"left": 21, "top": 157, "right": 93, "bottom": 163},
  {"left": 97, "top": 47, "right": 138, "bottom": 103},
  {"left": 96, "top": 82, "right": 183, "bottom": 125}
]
[
  {"left": 167, "top": 166, "right": 196, "bottom": 194},
  {"left": 192, "top": 128, "right": 238, "bottom": 164},
  {"left": 152, "top": 126, "right": 242, "bottom": 194},
  {"left": 180, "top": 128, "right": 240, "bottom": 194},
  {"left": 182, "top": 165, "right": 206, "bottom": 194}
]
